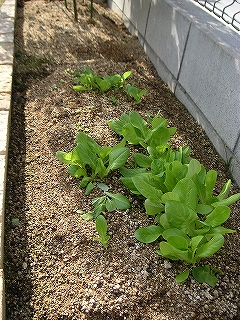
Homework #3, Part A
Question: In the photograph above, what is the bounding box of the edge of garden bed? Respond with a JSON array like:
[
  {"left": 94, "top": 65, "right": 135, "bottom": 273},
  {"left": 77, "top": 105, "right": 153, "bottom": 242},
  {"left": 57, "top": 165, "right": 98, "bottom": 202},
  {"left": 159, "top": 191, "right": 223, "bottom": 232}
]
[{"left": 0, "top": 0, "right": 16, "bottom": 318}]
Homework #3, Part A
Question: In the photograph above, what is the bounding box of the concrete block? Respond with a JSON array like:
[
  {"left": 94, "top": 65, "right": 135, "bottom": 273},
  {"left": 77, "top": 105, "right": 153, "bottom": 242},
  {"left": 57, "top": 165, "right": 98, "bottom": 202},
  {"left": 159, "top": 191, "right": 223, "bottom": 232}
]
[
  {"left": 178, "top": 23, "right": 240, "bottom": 153},
  {"left": 122, "top": 0, "right": 151, "bottom": 38},
  {"left": 0, "top": 32, "right": 14, "bottom": 43},
  {"left": 0, "top": 269, "right": 5, "bottom": 320},
  {"left": 0, "top": 93, "right": 11, "bottom": 111},
  {"left": 175, "top": 82, "right": 234, "bottom": 164},
  {"left": 0, "top": 17, "right": 14, "bottom": 34},
  {"left": 0, "top": 65, "right": 13, "bottom": 93},
  {"left": 107, "top": 0, "right": 125, "bottom": 18},
  {"left": 0, "top": 42, "right": 14, "bottom": 65},
  {"left": 144, "top": 42, "right": 177, "bottom": 92},
  {"left": 145, "top": 0, "right": 191, "bottom": 79},
  {"left": 0, "top": 111, "right": 9, "bottom": 153},
  {"left": 0, "top": 2, "right": 16, "bottom": 19}
]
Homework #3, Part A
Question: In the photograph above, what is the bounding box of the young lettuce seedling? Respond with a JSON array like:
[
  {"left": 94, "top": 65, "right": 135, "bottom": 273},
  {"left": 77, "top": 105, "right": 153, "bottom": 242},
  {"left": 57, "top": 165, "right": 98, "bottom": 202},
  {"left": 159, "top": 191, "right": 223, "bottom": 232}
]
[
  {"left": 124, "top": 83, "right": 147, "bottom": 104},
  {"left": 93, "top": 215, "right": 111, "bottom": 249}
]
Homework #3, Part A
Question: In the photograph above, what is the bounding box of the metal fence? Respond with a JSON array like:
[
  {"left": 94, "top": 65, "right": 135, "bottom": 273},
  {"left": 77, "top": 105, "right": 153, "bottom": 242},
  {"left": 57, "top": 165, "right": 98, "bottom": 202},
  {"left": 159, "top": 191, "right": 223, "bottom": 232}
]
[{"left": 193, "top": 0, "right": 240, "bottom": 31}]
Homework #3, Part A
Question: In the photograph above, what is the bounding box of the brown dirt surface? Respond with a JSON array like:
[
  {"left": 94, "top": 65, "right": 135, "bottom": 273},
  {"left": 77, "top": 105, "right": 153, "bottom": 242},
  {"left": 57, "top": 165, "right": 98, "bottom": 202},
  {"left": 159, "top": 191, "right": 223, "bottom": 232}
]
[{"left": 4, "top": 0, "right": 240, "bottom": 319}]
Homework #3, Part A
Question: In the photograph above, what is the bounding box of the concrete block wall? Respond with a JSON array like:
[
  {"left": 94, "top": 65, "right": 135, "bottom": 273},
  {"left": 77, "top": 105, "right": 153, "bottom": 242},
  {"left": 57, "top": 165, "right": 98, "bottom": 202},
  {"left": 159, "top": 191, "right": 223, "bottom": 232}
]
[
  {"left": 108, "top": 0, "right": 240, "bottom": 187},
  {"left": 0, "top": 0, "right": 16, "bottom": 318}
]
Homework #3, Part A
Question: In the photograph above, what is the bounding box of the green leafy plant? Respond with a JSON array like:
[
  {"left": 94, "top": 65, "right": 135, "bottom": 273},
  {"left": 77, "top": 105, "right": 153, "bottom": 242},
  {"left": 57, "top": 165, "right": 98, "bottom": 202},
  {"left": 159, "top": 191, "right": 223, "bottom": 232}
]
[
  {"left": 78, "top": 183, "right": 130, "bottom": 248},
  {"left": 80, "top": 186, "right": 131, "bottom": 221},
  {"left": 73, "top": 67, "right": 132, "bottom": 93},
  {"left": 56, "top": 131, "right": 129, "bottom": 192},
  {"left": 134, "top": 173, "right": 240, "bottom": 286},
  {"left": 93, "top": 215, "right": 111, "bottom": 249},
  {"left": 108, "top": 110, "right": 239, "bottom": 286},
  {"left": 124, "top": 83, "right": 147, "bottom": 104},
  {"left": 108, "top": 110, "right": 177, "bottom": 148}
]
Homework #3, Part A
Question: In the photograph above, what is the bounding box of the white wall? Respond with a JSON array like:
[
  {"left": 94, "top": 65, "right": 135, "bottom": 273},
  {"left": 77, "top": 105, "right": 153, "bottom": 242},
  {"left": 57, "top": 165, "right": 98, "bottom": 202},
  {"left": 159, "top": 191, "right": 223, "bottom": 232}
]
[{"left": 108, "top": 0, "right": 240, "bottom": 187}]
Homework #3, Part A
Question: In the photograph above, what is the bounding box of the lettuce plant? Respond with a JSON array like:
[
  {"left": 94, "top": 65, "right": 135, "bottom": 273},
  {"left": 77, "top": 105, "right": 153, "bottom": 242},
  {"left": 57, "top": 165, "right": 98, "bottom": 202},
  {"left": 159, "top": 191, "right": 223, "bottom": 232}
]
[
  {"left": 133, "top": 168, "right": 240, "bottom": 286},
  {"left": 108, "top": 111, "right": 240, "bottom": 286},
  {"left": 108, "top": 110, "right": 176, "bottom": 148},
  {"left": 124, "top": 83, "right": 147, "bottom": 104},
  {"left": 93, "top": 215, "right": 111, "bottom": 249},
  {"left": 73, "top": 67, "right": 132, "bottom": 93},
  {"left": 56, "top": 131, "right": 130, "bottom": 192}
]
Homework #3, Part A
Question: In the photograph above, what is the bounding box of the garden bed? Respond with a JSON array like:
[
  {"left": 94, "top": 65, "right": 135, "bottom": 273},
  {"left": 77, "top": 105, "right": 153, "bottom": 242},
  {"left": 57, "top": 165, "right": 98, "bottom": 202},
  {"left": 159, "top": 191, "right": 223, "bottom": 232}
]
[{"left": 4, "top": 0, "right": 240, "bottom": 319}]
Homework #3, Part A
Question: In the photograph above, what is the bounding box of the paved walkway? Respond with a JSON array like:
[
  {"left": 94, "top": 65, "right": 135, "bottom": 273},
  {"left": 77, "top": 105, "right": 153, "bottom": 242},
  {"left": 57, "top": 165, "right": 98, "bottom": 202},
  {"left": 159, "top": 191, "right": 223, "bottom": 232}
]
[{"left": 0, "top": 0, "right": 16, "bottom": 318}]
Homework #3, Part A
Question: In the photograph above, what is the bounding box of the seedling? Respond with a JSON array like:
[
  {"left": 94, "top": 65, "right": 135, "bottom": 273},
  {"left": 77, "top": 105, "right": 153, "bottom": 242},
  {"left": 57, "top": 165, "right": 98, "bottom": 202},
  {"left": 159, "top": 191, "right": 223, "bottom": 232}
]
[
  {"left": 109, "top": 97, "right": 118, "bottom": 104},
  {"left": 56, "top": 131, "right": 130, "bottom": 192},
  {"left": 73, "top": 67, "right": 132, "bottom": 93},
  {"left": 93, "top": 215, "right": 111, "bottom": 249},
  {"left": 124, "top": 83, "right": 147, "bottom": 104}
]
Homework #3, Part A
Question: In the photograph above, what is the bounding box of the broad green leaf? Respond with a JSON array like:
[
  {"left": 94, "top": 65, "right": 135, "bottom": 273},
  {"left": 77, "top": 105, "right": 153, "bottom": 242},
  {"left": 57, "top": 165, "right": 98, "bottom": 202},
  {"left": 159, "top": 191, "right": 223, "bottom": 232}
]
[
  {"left": 120, "top": 176, "right": 141, "bottom": 194},
  {"left": 97, "top": 183, "right": 109, "bottom": 191},
  {"left": 190, "top": 235, "right": 204, "bottom": 252},
  {"left": 98, "top": 145, "right": 113, "bottom": 160},
  {"left": 151, "top": 117, "right": 168, "bottom": 129},
  {"left": 133, "top": 153, "right": 152, "bottom": 168},
  {"left": 105, "top": 192, "right": 131, "bottom": 210},
  {"left": 85, "top": 182, "right": 95, "bottom": 195},
  {"left": 71, "top": 147, "right": 83, "bottom": 165},
  {"left": 217, "top": 179, "right": 231, "bottom": 200},
  {"left": 94, "top": 215, "right": 110, "bottom": 249},
  {"left": 92, "top": 196, "right": 106, "bottom": 207},
  {"left": 108, "top": 119, "right": 124, "bottom": 136},
  {"left": 149, "top": 127, "right": 171, "bottom": 148},
  {"left": 196, "top": 234, "right": 224, "bottom": 258},
  {"left": 172, "top": 178, "right": 198, "bottom": 210},
  {"left": 161, "top": 192, "right": 180, "bottom": 204},
  {"left": 175, "top": 270, "right": 190, "bottom": 283},
  {"left": 192, "top": 265, "right": 218, "bottom": 287},
  {"left": 211, "top": 193, "right": 240, "bottom": 207},
  {"left": 134, "top": 225, "right": 163, "bottom": 243},
  {"left": 165, "top": 200, "right": 198, "bottom": 233},
  {"left": 80, "top": 212, "right": 94, "bottom": 221},
  {"left": 96, "top": 215, "right": 107, "bottom": 238},
  {"left": 159, "top": 214, "right": 169, "bottom": 229},
  {"left": 158, "top": 242, "right": 190, "bottom": 262},
  {"left": 210, "top": 226, "right": 235, "bottom": 235},
  {"left": 68, "top": 165, "right": 86, "bottom": 178},
  {"left": 197, "top": 204, "right": 213, "bottom": 215},
  {"left": 122, "top": 123, "right": 145, "bottom": 145},
  {"left": 167, "top": 236, "right": 189, "bottom": 250},
  {"left": 122, "top": 70, "right": 132, "bottom": 80},
  {"left": 56, "top": 151, "right": 72, "bottom": 164},
  {"left": 204, "top": 206, "right": 230, "bottom": 227},
  {"left": 162, "top": 228, "right": 190, "bottom": 243},
  {"left": 186, "top": 159, "right": 202, "bottom": 178},
  {"left": 120, "top": 167, "right": 146, "bottom": 177},
  {"left": 144, "top": 199, "right": 164, "bottom": 215},
  {"left": 106, "top": 198, "right": 117, "bottom": 212},
  {"left": 80, "top": 176, "right": 92, "bottom": 188},
  {"left": 205, "top": 170, "right": 217, "bottom": 202},
  {"left": 76, "top": 131, "right": 100, "bottom": 152},
  {"left": 95, "top": 78, "right": 112, "bottom": 93},
  {"left": 107, "top": 147, "right": 130, "bottom": 171},
  {"left": 129, "top": 111, "right": 148, "bottom": 138},
  {"left": 75, "top": 143, "right": 98, "bottom": 169},
  {"left": 164, "top": 161, "right": 183, "bottom": 191},
  {"left": 132, "top": 173, "right": 163, "bottom": 204},
  {"left": 95, "top": 158, "right": 107, "bottom": 179}
]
